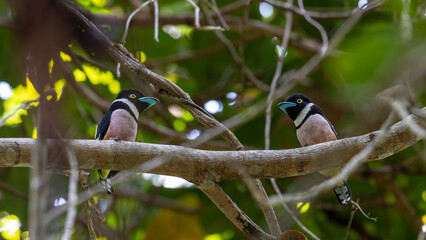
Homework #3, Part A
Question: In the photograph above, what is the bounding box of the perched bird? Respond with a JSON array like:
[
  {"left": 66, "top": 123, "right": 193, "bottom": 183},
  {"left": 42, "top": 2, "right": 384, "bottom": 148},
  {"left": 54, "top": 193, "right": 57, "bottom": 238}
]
[
  {"left": 278, "top": 93, "right": 351, "bottom": 206},
  {"left": 95, "top": 89, "right": 159, "bottom": 194}
]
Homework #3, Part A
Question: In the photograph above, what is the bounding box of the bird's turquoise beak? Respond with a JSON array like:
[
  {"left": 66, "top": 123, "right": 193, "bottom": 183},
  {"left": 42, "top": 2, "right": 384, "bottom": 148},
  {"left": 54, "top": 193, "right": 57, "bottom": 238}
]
[
  {"left": 138, "top": 97, "right": 159, "bottom": 110},
  {"left": 278, "top": 102, "right": 296, "bottom": 114}
]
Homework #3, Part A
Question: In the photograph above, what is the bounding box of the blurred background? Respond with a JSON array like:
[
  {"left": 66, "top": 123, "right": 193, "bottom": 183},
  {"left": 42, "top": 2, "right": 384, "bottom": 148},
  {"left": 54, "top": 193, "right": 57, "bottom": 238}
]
[{"left": 0, "top": 0, "right": 425, "bottom": 239}]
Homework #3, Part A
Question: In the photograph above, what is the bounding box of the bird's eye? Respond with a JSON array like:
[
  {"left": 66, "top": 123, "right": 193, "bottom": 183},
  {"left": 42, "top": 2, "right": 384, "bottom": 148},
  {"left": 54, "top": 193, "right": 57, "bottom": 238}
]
[
  {"left": 130, "top": 94, "right": 136, "bottom": 98},
  {"left": 297, "top": 99, "right": 302, "bottom": 104}
]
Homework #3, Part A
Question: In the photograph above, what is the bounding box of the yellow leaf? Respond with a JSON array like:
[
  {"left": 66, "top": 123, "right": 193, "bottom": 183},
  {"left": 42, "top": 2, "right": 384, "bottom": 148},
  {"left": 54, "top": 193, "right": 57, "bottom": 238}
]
[
  {"left": 182, "top": 110, "right": 194, "bottom": 122},
  {"left": 82, "top": 64, "right": 121, "bottom": 94},
  {"left": 60, "top": 51, "right": 72, "bottom": 62},
  {"left": 243, "top": 88, "right": 261, "bottom": 98},
  {"left": 83, "top": 64, "right": 101, "bottom": 84},
  {"left": 300, "top": 202, "right": 310, "bottom": 213},
  {"left": 2, "top": 78, "right": 39, "bottom": 125},
  {"left": 49, "top": 59, "right": 54, "bottom": 73},
  {"left": 204, "top": 234, "right": 222, "bottom": 240},
  {"left": 32, "top": 128, "right": 37, "bottom": 139},
  {"left": 21, "top": 231, "right": 29, "bottom": 240},
  {"left": 163, "top": 73, "right": 178, "bottom": 83},
  {"left": 92, "top": 0, "right": 106, "bottom": 7},
  {"left": 137, "top": 51, "right": 147, "bottom": 63},
  {"left": 178, "top": 25, "right": 193, "bottom": 38},
  {"left": 73, "top": 68, "right": 87, "bottom": 82},
  {"left": 173, "top": 119, "right": 186, "bottom": 132},
  {"left": 54, "top": 79, "right": 66, "bottom": 100},
  {"left": 297, "top": 202, "right": 310, "bottom": 214},
  {"left": 108, "top": 79, "right": 121, "bottom": 95}
]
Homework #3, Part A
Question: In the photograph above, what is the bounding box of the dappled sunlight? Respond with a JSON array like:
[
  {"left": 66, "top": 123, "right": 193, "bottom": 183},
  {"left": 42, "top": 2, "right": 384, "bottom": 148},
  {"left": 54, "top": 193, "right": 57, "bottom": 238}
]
[
  {"left": 259, "top": 2, "right": 274, "bottom": 19},
  {"left": 187, "top": 129, "right": 200, "bottom": 140},
  {"left": 1, "top": 0, "right": 425, "bottom": 239},
  {"left": 53, "top": 197, "right": 67, "bottom": 207},
  {"left": 143, "top": 174, "right": 194, "bottom": 189},
  {"left": 0, "top": 82, "right": 13, "bottom": 100},
  {"left": 2, "top": 78, "right": 39, "bottom": 125},
  {"left": 82, "top": 64, "right": 121, "bottom": 94},
  {"left": 204, "top": 100, "right": 223, "bottom": 114},
  {"left": 0, "top": 212, "right": 21, "bottom": 240}
]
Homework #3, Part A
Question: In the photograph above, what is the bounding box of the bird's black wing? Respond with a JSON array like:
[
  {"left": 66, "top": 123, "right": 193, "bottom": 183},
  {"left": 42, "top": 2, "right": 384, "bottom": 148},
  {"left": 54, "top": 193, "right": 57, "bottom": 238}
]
[
  {"left": 95, "top": 111, "right": 111, "bottom": 140},
  {"left": 325, "top": 118, "right": 338, "bottom": 139},
  {"left": 95, "top": 111, "right": 115, "bottom": 194}
]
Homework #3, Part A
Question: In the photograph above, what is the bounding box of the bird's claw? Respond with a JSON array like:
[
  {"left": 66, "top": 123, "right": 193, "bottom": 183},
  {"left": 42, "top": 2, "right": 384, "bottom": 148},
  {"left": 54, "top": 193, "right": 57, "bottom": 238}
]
[{"left": 112, "top": 137, "right": 122, "bottom": 142}]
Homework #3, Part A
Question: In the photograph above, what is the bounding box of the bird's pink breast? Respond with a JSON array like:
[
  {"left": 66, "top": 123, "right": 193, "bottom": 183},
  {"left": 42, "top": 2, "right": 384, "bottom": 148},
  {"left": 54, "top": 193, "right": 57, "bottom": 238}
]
[
  {"left": 296, "top": 114, "right": 336, "bottom": 146},
  {"left": 105, "top": 109, "right": 138, "bottom": 141}
]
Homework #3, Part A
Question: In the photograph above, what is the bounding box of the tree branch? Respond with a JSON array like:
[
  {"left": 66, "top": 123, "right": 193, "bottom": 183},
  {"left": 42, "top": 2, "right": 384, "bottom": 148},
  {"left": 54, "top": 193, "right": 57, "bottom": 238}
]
[
  {"left": 61, "top": 0, "right": 244, "bottom": 150},
  {"left": 198, "top": 183, "right": 275, "bottom": 240},
  {"left": 0, "top": 108, "right": 424, "bottom": 184}
]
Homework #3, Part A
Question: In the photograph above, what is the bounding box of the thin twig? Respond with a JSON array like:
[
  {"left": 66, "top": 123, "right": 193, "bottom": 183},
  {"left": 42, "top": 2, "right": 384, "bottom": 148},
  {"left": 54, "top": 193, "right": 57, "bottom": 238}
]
[
  {"left": 121, "top": 0, "right": 155, "bottom": 44},
  {"left": 153, "top": 0, "right": 159, "bottom": 42},
  {"left": 243, "top": 177, "right": 281, "bottom": 237},
  {"left": 199, "top": 0, "right": 269, "bottom": 92},
  {"left": 271, "top": 179, "right": 320, "bottom": 240},
  {"left": 297, "top": 0, "right": 328, "bottom": 56},
  {"left": 265, "top": 0, "right": 293, "bottom": 150},
  {"left": 195, "top": 0, "right": 381, "bottom": 148},
  {"left": 343, "top": 199, "right": 359, "bottom": 240},
  {"left": 350, "top": 200, "right": 377, "bottom": 222},
  {"left": 264, "top": 0, "right": 381, "bottom": 19},
  {"left": 262, "top": 0, "right": 294, "bottom": 236},
  {"left": 186, "top": 0, "right": 200, "bottom": 28},
  {"left": 29, "top": 135, "right": 48, "bottom": 239},
  {"left": 264, "top": 0, "right": 320, "bottom": 238},
  {"left": 0, "top": 181, "right": 29, "bottom": 201},
  {"left": 116, "top": 63, "right": 121, "bottom": 77},
  {"left": 61, "top": 148, "right": 79, "bottom": 240},
  {"left": 83, "top": 202, "right": 97, "bottom": 240},
  {"left": 391, "top": 100, "right": 426, "bottom": 138},
  {"left": 210, "top": 0, "right": 230, "bottom": 30}
]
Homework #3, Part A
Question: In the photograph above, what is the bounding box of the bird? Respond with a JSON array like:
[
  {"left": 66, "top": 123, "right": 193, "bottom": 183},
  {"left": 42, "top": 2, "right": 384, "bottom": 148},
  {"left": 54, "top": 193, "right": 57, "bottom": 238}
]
[
  {"left": 278, "top": 93, "right": 351, "bottom": 206},
  {"left": 95, "top": 89, "right": 159, "bottom": 194}
]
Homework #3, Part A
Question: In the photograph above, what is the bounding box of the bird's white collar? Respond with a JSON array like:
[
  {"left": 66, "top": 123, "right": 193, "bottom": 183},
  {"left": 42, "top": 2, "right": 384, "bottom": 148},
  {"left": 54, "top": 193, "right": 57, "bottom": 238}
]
[
  {"left": 112, "top": 98, "right": 139, "bottom": 118},
  {"left": 294, "top": 103, "right": 314, "bottom": 127}
]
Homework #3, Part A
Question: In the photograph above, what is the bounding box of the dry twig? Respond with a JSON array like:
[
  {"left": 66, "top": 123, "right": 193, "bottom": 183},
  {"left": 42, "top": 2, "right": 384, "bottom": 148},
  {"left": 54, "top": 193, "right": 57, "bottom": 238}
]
[{"left": 61, "top": 148, "right": 79, "bottom": 240}]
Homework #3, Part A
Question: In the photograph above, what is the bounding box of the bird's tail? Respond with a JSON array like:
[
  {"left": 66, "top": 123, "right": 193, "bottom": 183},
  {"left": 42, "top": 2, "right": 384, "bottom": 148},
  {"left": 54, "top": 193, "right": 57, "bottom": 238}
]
[
  {"left": 99, "top": 177, "right": 114, "bottom": 194},
  {"left": 97, "top": 169, "right": 116, "bottom": 194},
  {"left": 333, "top": 181, "right": 351, "bottom": 206}
]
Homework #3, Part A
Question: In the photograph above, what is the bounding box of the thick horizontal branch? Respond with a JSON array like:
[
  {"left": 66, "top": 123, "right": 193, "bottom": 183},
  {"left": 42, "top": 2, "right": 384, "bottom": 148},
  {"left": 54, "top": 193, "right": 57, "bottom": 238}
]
[{"left": 0, "top": 109, "right": 424, "bottom": 184}]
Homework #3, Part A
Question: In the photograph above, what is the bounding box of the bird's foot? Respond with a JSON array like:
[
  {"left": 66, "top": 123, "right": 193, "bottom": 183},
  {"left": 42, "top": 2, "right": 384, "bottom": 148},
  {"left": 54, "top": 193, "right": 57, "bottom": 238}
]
[{"left": 112, "top": 137, "right": 122, "bottom": 142}]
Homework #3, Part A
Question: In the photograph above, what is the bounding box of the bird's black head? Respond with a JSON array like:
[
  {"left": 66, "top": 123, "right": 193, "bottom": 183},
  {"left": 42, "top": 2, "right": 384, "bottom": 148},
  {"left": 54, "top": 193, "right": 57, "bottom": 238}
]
[
  {"left": 278, "top": 93, "right": 312, "bottom": 121},
  {"left": 116, "top": 89, "right": 159, "bottom": 113}
]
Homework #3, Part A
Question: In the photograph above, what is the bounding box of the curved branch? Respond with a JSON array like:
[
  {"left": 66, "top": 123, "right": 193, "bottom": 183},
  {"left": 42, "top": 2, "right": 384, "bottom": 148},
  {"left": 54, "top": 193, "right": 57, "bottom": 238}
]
[
  {"left": 1, "top": 108, "right": 424, "bottom": 183},
  {"left": 61, "top": 0, "right": 243, "bottom": 150}
]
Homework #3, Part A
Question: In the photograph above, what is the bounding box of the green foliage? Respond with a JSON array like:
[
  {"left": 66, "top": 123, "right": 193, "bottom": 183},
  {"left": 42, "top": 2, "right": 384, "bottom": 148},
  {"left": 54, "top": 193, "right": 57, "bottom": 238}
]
[{"left": 0, "top": 0, "right": 425, "bottom": 239}]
